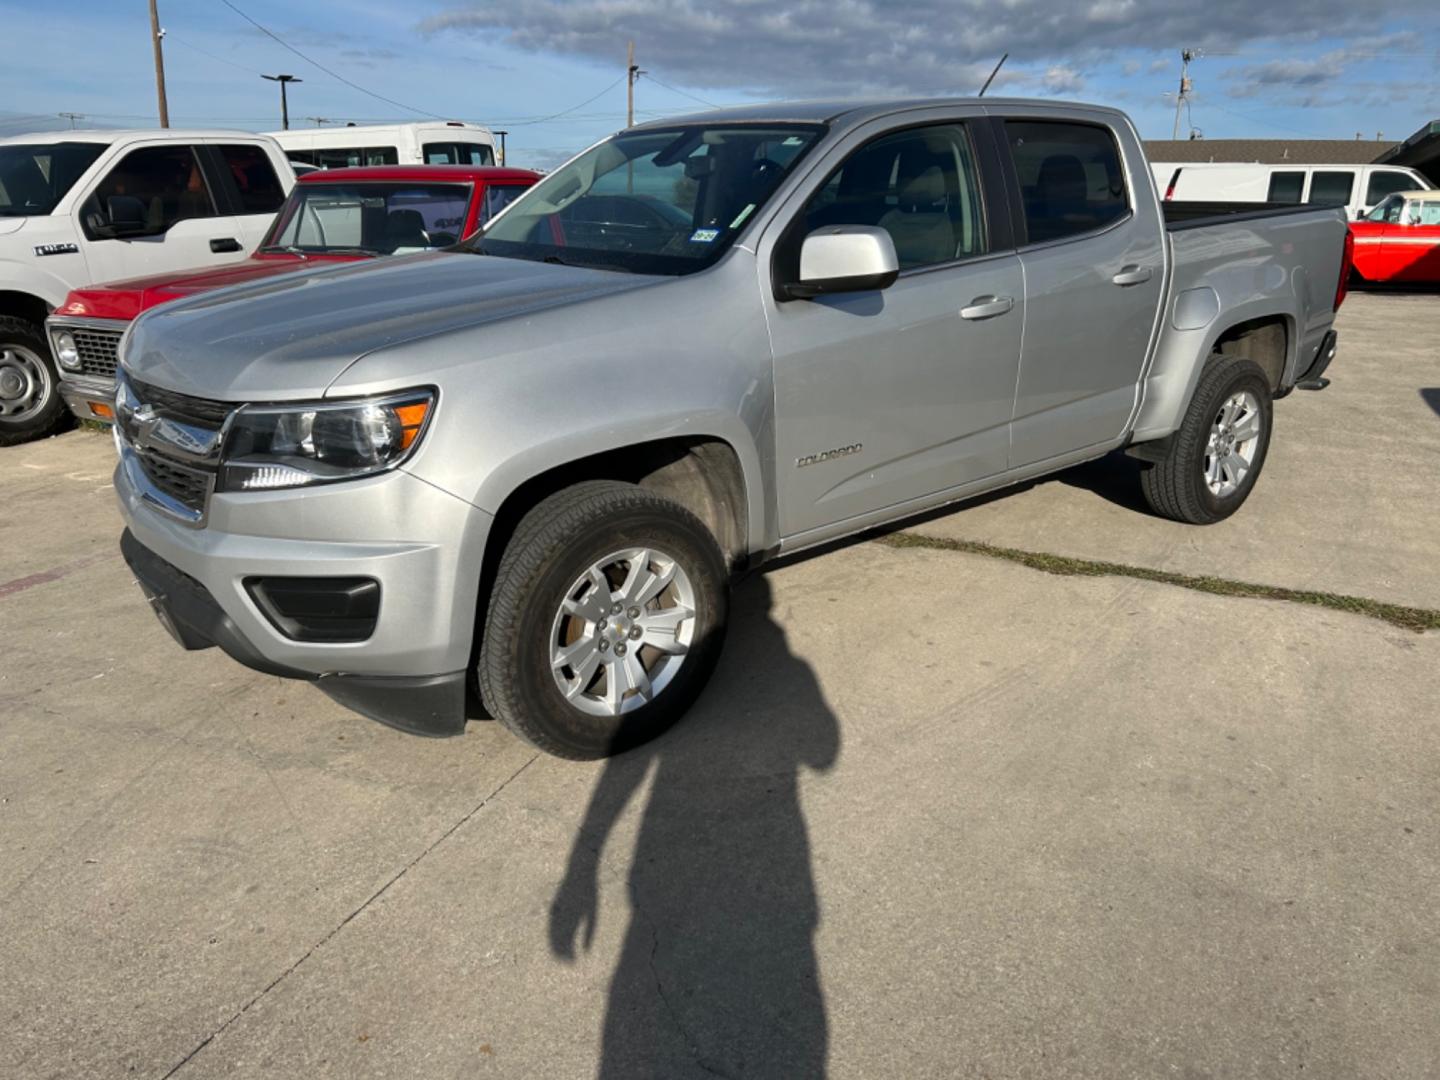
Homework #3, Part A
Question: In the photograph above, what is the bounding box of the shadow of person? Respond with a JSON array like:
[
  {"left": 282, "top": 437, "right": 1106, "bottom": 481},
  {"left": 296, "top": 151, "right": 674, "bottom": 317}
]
[
  {"left": 1421, "top": 388, "right": 1440, "bottom": 418},
  {"left": 550, "top": 573, "right": 840, "bottom": 1079}
]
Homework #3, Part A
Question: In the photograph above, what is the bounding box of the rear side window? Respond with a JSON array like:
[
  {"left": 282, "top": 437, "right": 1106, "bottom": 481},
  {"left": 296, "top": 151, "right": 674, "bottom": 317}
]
[
  {"left": 1366, "top": 170, "right": 1417, "bottom": 207},
  {"left": 290, "top": 146, "right": 399, "bottom": 169},
  {"left": 1307, "top": 171, "right": 1354, "bottom": 207},
  {"left": 423, "top": 141, "right": 496, "bottom": 166},
  {"left": 1267, "top": 171, "right": 1304, "bottom": 204},
  {"left": 1004, "top": 120, "right": 1128, "bottom": 245},
  {"left": 88, "top": 144, "right": 216, "bottom": 234},
  {"left": 218, "top": 144, "right": 286, "bottom": 213}
]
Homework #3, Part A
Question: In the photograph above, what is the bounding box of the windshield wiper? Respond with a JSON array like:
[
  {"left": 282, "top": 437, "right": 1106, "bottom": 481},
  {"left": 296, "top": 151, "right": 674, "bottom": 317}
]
[{"left": 258, "top": 244, "right": 310, "bottom": 257}]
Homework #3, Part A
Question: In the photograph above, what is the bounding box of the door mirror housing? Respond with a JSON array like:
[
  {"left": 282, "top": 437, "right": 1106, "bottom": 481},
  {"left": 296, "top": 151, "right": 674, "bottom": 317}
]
[{"left": 783, "top": 226, "right": 899, "bottom": 300}]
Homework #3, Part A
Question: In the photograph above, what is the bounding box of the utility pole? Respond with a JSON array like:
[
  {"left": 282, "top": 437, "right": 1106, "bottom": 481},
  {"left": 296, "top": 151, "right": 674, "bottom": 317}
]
[
  {"left": 494, "top": 129, "right": 508, "bottom": 165},
  {"left": 59, "top": 112, "right": 85, "bottom": 129},
  {"left": 148, "top": 0, "right": 169, "bottom": 128},
  {"left": 1172, "top": 49, "right": 1197, "bottom": 141},
  {"left": 305, "top": 116, "right": 331, "bottom": 128},
  {"left": 626, "top": 41, "right": 644, "bottom": 128},
  {"left": 262, "top": 74, "right": 302, "bottom": 130}
]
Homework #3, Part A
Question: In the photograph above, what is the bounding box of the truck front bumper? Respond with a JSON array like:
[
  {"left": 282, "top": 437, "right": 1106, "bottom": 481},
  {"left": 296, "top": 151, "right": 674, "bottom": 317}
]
[
  {"left": 58, "top": 376, "right": 118, "bottom": 423},
  {"left": 115, "top": 461, "right": 494, "bottom": 737}
]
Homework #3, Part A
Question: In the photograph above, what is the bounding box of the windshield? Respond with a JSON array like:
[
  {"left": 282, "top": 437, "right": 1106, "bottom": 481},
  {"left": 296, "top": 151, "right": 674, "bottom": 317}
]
[
  {"left": 0, "top": 142, "right": 105, "bottom": 216},
  {"left": 1366, "top": 195, "right": 1404, "bottom": 223},
  {"left": 261, "top": 181, "right": 474, "bottom": 255},
  {"left": 473, "top": 124, "right": 825, "bottom": 274}
]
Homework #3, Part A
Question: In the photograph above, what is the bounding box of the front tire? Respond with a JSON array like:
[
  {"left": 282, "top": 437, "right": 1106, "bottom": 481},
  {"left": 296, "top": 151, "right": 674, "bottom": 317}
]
[
  {"left": 479, "top": 481, "right": 730, "bottom": 760},
  {"left": 0, "top": 316, "right": 69, "bottom": 447},
  {"left": 1139, "top": 355, "right": 1273, "bottom": 524}
]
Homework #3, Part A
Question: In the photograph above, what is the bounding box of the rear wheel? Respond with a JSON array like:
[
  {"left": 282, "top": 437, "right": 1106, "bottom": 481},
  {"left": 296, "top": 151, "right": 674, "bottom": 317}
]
[
  {"left": 1139, "top": 355, "right": 1273, "bottom": 524},
  {"left": 479, "top": 480, "right": 729, "bottom": 760},
  {"left": 0, "top": 316, "right": 69, "bottom": 447}
]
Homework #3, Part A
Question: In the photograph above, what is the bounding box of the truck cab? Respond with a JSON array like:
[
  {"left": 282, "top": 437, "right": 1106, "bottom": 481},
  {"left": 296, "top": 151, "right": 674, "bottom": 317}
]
[
  {"left": 47, "top": 164, "right": 539, "bottom": 423},
  {"left": 0, "top": 130, "right": 294, "bottom": 444},
  {"left": 1350, "top": 189, "right": 1440, "bottom": 283}
]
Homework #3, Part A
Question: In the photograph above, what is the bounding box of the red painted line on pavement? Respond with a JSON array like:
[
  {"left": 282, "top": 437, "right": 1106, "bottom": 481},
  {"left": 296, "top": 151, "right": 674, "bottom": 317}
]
[{"left": 0, "top": 553, "right": 116, "bottom": 600}]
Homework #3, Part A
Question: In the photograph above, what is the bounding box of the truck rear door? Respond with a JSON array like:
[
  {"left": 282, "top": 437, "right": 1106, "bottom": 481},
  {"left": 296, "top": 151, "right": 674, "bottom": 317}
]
[{"left": 999, "top": 116, "right": 1166, "bottom": 467}]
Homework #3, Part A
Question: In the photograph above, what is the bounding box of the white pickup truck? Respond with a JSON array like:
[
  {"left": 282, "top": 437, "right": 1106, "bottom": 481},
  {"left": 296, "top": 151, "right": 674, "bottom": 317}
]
[{"left": 0, "top": 130, "right": 294, "bottom": 445}]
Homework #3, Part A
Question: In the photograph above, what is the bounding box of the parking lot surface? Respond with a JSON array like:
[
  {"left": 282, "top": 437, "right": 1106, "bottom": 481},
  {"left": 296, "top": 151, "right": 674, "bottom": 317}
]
[{"left": 2, "top": 291, "right": 1438, "bottom": 1079}]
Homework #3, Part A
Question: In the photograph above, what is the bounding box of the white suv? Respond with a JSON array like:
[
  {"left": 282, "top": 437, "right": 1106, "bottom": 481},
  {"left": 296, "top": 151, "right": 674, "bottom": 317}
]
[{"left": 0, "top": 130, "right": 294, "bottom": 444}]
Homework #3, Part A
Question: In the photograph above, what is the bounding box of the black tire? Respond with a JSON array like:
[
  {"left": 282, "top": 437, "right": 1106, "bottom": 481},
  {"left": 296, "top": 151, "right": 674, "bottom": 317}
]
[
  {"left": 478, "top": 480, "right": 730, "bottom": 760},
  {"left": 1139, "top": 355, "right": 1273, "bottom": 525},
  {"left": 0, "top": 316, "right": 69, "bottom": 447}
]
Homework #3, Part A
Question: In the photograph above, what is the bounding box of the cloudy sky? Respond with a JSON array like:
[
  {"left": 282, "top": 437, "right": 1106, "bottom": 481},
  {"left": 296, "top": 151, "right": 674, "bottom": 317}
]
[{"left": 5, "top": 0, "right": 1438, "bottom": 168}]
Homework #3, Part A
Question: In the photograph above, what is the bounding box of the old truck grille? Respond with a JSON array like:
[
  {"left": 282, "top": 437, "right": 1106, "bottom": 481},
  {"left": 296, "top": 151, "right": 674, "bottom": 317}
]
[
  {"left": 136, "top": 451, "right": 213, "bottom": 513},
  {"left": 72, "top": 326, "right": 123, "bottom": 380}
]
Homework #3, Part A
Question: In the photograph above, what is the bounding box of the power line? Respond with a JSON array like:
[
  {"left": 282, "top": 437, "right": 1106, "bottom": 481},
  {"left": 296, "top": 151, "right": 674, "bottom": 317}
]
[
  {"left": 504, "top": 75, "right": 628, "bottom": 126},
  {"left": 215, "top": 0, "right": 448, "bottom": 119},
  {"left": 639, "top": 72, "right": 719, "bottom": 109},
  {"left": 169, "top": 34, "right": 266, "bottom": 77}
]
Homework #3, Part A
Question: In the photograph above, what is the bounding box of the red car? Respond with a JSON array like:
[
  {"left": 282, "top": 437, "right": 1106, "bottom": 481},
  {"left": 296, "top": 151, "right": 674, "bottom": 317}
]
[
  {"left": 1350, "top": 189, "right": 1440, "bottom": 285},
  {"left": 48, "top": 164, "right": 538, "bottom": 421}
]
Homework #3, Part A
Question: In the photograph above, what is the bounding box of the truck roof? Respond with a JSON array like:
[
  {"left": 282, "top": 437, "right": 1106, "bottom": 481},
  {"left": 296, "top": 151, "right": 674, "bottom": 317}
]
[
  {"left": 297, "top": 164, "right": 540, "bottom": 185},
  {"left": 0, "top": 129, "right": 277, "bottom": 145},
  {"left": 629, "top": 97, "right": 1127, "bottom": 130}
]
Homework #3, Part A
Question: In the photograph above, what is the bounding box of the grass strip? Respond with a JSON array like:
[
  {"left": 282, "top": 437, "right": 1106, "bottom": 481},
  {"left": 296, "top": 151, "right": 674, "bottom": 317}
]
[{"left": 877, "top": 531, "right": 1440, "bottom": 634}]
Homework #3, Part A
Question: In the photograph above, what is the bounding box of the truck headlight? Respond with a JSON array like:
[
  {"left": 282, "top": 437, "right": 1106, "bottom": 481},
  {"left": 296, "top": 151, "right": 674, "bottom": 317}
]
[
  {"left": 54, "top": 330, "right": 81, "bottom": 370},
  {"left": 218, "top": 390, "right": 435, "bottom": 492}
]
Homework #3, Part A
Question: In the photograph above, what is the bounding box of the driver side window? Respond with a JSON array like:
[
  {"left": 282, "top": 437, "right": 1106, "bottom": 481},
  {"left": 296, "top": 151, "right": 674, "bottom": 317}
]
[
  {"left": 801, "top": 124, "right": 988, "bottom": 270},
  {"left": 87, "top": 145, "right": 216, "bottom": 236}
]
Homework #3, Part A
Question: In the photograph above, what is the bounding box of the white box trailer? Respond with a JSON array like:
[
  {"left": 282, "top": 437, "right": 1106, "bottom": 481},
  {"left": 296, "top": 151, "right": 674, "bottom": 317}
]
[{"left": 1151, "top": 160, "right": 1428, "bottom": 219}]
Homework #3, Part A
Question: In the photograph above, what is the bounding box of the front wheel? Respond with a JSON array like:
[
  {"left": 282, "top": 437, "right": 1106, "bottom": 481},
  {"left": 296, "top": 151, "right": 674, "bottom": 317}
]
[
  {"left": 0, "top": 316, "right": 69, "bottom": 447},
  {"left": 478, "top": 481, "right": 729, "bottom": 760},
  {"left": 1139, "top": 355, "right": 1273, "bottom": 524}
]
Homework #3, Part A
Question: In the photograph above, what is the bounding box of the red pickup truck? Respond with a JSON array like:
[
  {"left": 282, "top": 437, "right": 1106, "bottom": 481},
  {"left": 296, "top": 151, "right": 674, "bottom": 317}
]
[
  {"left": 1350, "top": 188, "right": 1440, "bottom": 285},
  {"left": 48, "top": 163, "right": 538, "bottom": 421}
]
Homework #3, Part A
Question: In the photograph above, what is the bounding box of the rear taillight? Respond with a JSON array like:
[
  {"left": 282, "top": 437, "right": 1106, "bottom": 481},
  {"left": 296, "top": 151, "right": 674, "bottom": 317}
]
[
  {"left": 1335, "top": 229, "right": 1354, "bottom": 311},
  {"left": 1163, "top": 168, "right": 1180, "bottom": 201}
]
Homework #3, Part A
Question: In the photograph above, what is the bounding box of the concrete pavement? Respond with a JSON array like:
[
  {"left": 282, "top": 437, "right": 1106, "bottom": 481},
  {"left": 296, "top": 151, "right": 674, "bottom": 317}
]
[{"left": 2, "top": 291, "right": 1438, "bottom": 1079}]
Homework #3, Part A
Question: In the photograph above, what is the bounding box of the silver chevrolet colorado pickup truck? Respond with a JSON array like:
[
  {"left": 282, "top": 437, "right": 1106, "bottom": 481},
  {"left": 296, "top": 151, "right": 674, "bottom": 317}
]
[{"left": 112, "top": 99, "right": 1350, "bottom": 759}]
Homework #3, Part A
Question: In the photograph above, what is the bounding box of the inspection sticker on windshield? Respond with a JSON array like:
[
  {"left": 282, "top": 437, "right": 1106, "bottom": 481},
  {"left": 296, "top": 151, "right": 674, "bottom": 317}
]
[{"left": 689, "top": 228, "right": 721, "bottom": 243}]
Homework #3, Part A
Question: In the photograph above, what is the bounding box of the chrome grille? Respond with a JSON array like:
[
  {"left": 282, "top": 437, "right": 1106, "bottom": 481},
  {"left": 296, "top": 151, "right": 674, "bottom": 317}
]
[
  {"left": 71, "top": 327, "right": 122, "bottom": 380},
  {"left": 136, "top": 451, "right": 212, "bottom": 513}
]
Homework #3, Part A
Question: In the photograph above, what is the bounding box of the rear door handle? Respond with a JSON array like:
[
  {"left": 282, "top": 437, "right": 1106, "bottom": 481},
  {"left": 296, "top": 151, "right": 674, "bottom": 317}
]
[
  {"left": 209, "top": 237, "right": 242, "bottom": 253},
  {"left": 959, "top": 295, "right": 1014, "bottom": 320},
  {"left": 1112, "top": 264, "right": 1152, "bottom": 286}
]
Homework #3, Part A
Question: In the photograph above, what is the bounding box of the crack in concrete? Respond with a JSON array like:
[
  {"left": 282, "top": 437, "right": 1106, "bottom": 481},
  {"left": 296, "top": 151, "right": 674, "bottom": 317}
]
[{"left": 160, "top": 752, "right": 539, "bottom": 1078}]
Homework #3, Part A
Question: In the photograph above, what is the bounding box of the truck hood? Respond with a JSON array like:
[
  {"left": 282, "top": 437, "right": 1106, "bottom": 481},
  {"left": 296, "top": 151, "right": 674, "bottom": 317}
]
[
  {"left": 56, "top": 253, "right": 363, "bottom": 322},
  {"left": 123, "top": 251, "right": 661, "bottom": 400}
]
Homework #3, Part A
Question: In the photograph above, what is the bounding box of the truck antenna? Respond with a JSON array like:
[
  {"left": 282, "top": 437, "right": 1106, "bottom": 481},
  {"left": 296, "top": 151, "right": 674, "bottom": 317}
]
[{"left": 978, "top": 53, "right": 1008, "bottom": 97}]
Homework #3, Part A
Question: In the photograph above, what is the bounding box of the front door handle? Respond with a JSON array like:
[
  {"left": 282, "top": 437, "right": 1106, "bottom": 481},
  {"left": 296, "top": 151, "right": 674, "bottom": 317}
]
[
  {"left": 960, "top": 295, "right": 1014, "bottom": 320},
  {"left": 209, "top": 237, "right": 242, "bottom": 253},
  {"left": 1112, "top": 264, "right": 1152, "bottom": 286}
]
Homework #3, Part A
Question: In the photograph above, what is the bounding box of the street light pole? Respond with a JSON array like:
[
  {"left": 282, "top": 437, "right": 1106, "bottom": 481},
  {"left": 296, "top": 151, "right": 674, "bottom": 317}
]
[{"left": 262, "top": 74, "right": 302, "bottom": 130}]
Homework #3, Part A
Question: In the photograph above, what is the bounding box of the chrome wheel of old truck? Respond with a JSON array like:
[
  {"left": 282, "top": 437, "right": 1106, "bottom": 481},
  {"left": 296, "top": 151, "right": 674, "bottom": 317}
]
[
  {"left": 549, "top": 547, "right": 698, "bottom": 717},
  {"left": 1203, "top": 390, "right": 1262, "bottom": 497},
  {"left": 480, "top": 480, "right": 729, "bottom": 760}
]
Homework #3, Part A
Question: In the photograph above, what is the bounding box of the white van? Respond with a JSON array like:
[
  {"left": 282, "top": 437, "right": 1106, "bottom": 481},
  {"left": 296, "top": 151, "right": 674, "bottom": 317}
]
[
  {"left": 269, "top": 121, "right": 498, "bottom": 171},
  {"left": 1150, "top": 161, "right": 1429, "bottom": 220}
]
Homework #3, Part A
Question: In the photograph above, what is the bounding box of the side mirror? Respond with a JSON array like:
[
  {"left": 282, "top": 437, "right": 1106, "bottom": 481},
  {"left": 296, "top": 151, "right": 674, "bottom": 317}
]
[
  {"left": 784, "top": 226, "right": 899, "bottom": 301},
  {"left": 91, "top": 195, "right": 152, "bottom": 239}
]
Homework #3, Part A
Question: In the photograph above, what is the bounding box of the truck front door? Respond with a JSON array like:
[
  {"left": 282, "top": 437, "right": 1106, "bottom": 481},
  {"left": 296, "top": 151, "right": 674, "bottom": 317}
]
[
  {"left": 78, "top": 143, "right": 253, "bottom": 284},
  {"left": 1002, "top": 118, "right": 1166, "bottom": 468},
  {"left": 767, "top": 116, "right": 1023, "bottom": 539}
]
